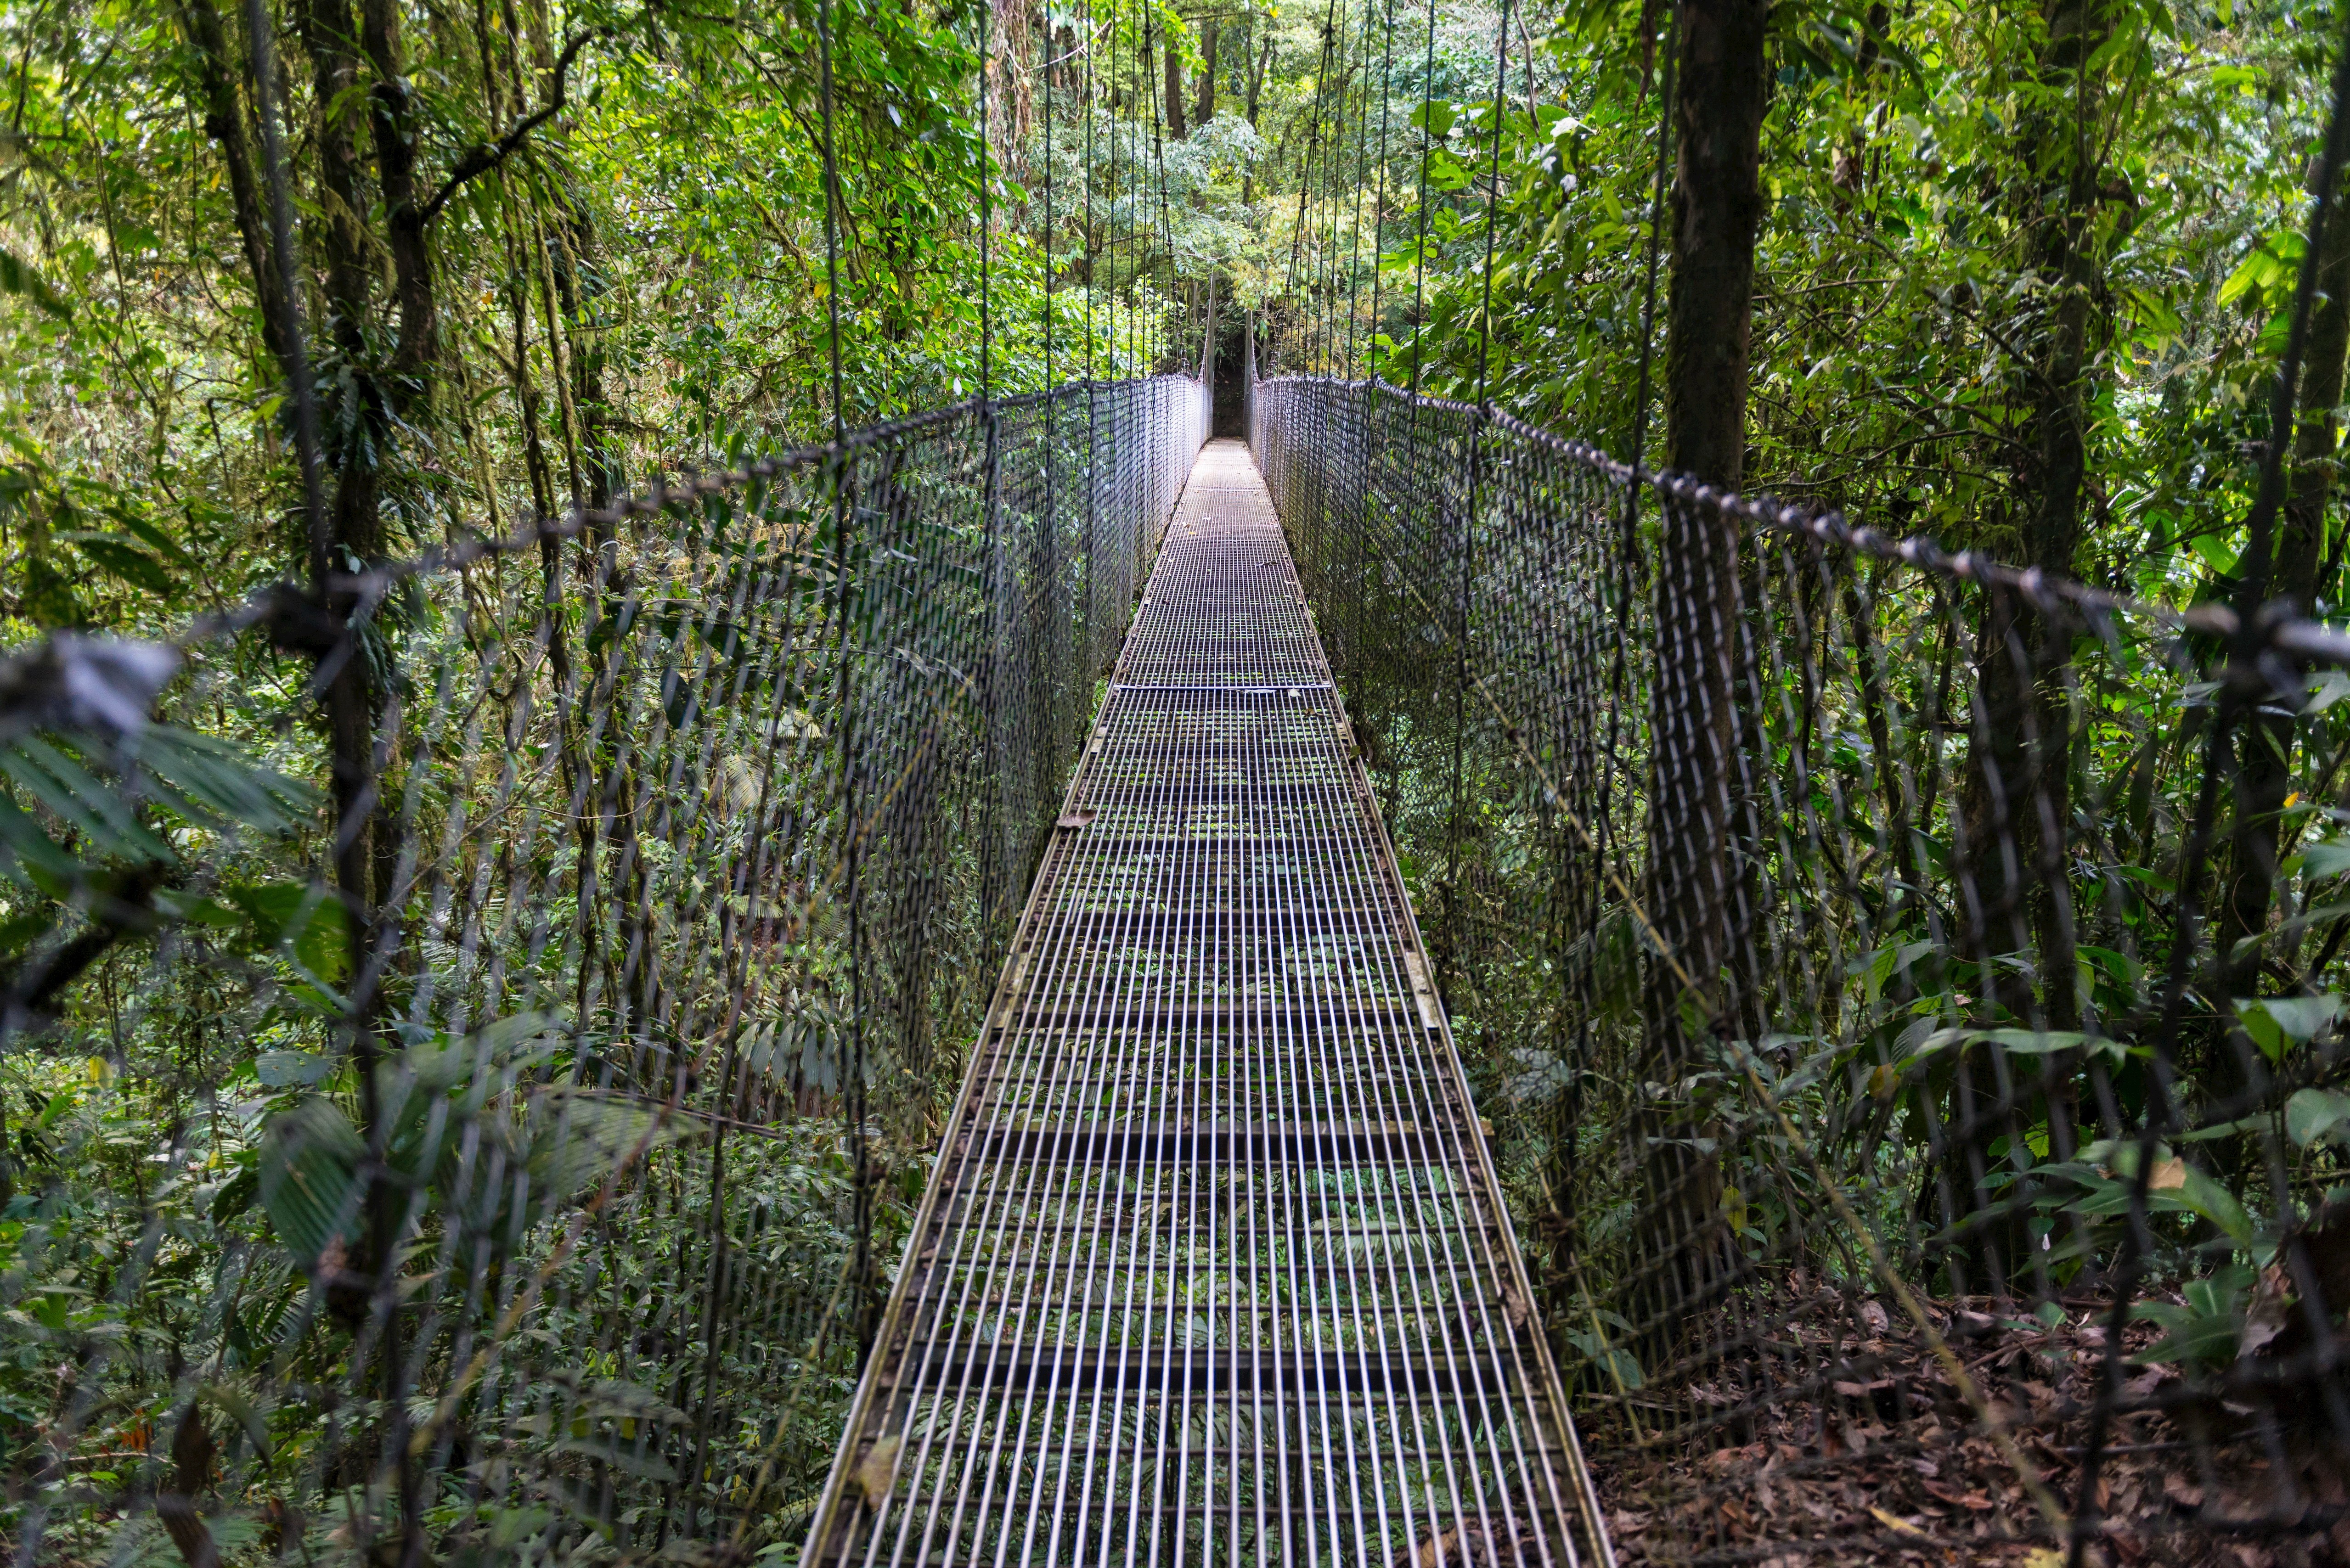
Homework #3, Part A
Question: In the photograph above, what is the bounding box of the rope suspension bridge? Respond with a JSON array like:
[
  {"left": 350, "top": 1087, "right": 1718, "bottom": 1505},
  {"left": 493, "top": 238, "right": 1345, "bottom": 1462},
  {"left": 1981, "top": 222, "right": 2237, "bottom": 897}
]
[
  {"left": 800, "top": 438, "right": 1607, "bottom": 1564},
  {"left": 17, "top": 0, "right": 2350, "bottom": 1563}
]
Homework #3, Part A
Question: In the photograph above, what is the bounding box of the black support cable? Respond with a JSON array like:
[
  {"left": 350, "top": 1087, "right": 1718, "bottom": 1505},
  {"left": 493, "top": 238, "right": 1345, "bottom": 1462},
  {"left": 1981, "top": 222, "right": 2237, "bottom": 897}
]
[
  {"left": 1146, "top": 9, "right": 1176, "bottom": 371},
  {"left": 1471, "top": 0, "right": 1510, "bottom": 409},
  {"left": 813, "top": 0, "right": 869, "bottom": 1378},
  {"left": 2236, "top": 14, "right": 2350, "bottom": 609},
  {"left": 1318, "top": 0, "right": 1355, "bottom": 372},
  {"left": 1342, "top": 0, "right": 1386, "bottom": 376},
  {"left": 1341, "top": 0, "right": 1374, "bottom": 371},
  {"left": 981, "top": 2, "right": 994, "bottom": 400},
  {"left": 1285, "top": 0, "right": 1341, "bottom": 346},
  {"left": 1365, "top": 0, "right": 1398, "bottom": 382},
  {"left": 1044, "top": 3, "right": 1057, "bottom": 388},
  {"left": 1624, "top": 0, "right": 1677, "bottom": 521},
  {"left": 1085, "top": 1, "right": 1097, "bottom": 382},
  {"left": 1406, "top": 0, "right": 1438, "bottom": 395}
]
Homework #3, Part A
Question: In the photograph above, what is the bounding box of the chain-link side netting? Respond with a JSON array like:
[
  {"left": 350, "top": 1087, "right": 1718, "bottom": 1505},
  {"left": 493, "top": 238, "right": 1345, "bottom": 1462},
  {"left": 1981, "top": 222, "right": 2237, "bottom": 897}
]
[
  {"left": 0, "top": 376, "right": 1206, "bottom": 1568},
  {"left": 1257, "top": 372, "right": 2350, "bottom": 1565}
]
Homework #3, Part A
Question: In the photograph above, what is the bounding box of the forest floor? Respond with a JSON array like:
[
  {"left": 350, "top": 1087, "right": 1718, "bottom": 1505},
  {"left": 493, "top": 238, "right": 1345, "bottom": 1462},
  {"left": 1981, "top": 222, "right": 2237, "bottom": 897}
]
[{"left": 1589, "top": 1286, "right": 2350, "bottom": 1567}]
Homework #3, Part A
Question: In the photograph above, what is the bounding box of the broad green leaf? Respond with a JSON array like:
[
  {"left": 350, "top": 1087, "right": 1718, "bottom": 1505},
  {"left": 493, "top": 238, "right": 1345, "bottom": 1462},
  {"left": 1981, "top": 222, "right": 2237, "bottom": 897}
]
[
  {"left": 256, "top": 1050, "right": 332, "bottom": 1089},
  {"left": 2287, "top": 1088, "right": 2350, "bottom": 1148},
  {"left": 2236, "top": 995, "right": 2341, "bottom": 1061},
  {"left": 258, "top": 1098, "right": 367, "bottom": 1268}
]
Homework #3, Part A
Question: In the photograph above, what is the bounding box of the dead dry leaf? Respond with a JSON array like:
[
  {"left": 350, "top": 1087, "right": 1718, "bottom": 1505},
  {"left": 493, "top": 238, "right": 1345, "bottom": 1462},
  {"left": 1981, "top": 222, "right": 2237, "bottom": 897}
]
[
  {"left": 852, "top": 1434, "right": 901, "bottom": 1502},
  {"left": 1869, "top": 1505, "right": 1928, "bottom": 1537}
]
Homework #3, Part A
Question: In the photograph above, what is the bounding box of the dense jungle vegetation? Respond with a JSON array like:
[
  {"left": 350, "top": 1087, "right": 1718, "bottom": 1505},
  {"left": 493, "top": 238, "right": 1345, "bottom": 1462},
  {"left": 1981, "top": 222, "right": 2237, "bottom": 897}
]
[{"left": 0, "top": 0, "right": 2346, "bottom": 1556}]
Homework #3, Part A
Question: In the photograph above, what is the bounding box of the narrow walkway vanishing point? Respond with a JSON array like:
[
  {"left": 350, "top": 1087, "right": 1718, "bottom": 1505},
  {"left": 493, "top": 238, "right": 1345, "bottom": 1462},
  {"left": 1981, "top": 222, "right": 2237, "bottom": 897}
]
[{"left": 805, "top": 442, "right": 1614, "bottom": 1566}]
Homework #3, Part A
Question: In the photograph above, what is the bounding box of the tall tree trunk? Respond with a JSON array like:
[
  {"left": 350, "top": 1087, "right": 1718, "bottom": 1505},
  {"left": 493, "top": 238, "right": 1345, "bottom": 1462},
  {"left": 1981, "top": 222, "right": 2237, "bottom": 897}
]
[
  {"left": 172, "top": 0, "right": 291, "bottom": 370},
  {"left": 360, "top": 0, "right": 436, "bottom": 385},
  {"left": 1631, "top": 0, "right": 1769, "bottom": 1342},
  {"left": 1661, "top": 0, "right": 1768, "bottom": 489},
  {"left": 1945, "top": 0, "right": 2110, "bottom": 1288},
  {"left": 2221, "top": 165, "right": 2350, "bottom": 1007},
  {"left": 1195, "top": 16, "right": 1218, "bottom": 126},
  {"left": 1165, "top": 34, "right": 1186, "bottom": 138}
]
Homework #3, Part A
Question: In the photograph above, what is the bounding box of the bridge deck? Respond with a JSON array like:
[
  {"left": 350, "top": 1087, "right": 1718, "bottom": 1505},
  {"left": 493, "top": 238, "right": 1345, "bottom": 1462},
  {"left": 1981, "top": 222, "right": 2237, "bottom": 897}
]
[{"left": 808, "top": 440, "right": 1612, "bottom": 1567}]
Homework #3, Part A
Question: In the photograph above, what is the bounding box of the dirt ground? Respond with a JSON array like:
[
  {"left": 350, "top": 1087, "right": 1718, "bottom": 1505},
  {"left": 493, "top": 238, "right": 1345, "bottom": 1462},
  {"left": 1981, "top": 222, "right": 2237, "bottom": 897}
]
[{"left": 1588, "top": 1286, "right": 2350, "bottom": 1567}]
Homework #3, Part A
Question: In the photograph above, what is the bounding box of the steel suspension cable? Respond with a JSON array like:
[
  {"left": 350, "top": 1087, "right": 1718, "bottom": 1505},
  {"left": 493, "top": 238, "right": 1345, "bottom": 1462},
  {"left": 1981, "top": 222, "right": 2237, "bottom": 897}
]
[
  {"left": 1623, "top": 0, "right": 1679, "bottom": 543},
  {"left": 1285, "top": 0, "right": 1340, "bottom": 360},
  {"left": 1471, "top": 0, "right": 1509, "bottom": 408},
  {"left": 1364, "top": 0, "right": 1399, "bottom": 381},
  {"left": 813, "top": 0, "right": 868, "bottom": 1369},
  {"left": 1320, "top": 0, "right": 1358, "bottom": 372},
  {"left": 1044, "top": 4, "right": 1056, "bottom": 387},
  {"left": 1406, "top": 0, "right": 1437, "bottom": 395},
  {"left": 981, "top": 2, "right": 993, "bottom": 400},
  {"left": 1317, "top": 1, "right": 1347, "bottom": 368},
  {"left": 1342, "top": 0, "right": 1385, "bottom": 376},
  {"left": 1342, "top": 0, "right": 1373, "bottom": 371},
  {"left": 1146, "top": 9, "right": 1176, "bottom": 369},
  {"left": 1085, "top": 0, "right": 1097, "bottom": 382}
]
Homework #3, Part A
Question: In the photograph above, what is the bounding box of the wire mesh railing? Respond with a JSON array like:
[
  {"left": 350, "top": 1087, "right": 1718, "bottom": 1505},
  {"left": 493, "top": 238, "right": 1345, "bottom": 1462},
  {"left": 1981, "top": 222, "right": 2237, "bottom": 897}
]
[
  {"left": 0, "top": 376, "right": 1206, "bottom": 1567},
  {"left": 1256, "top": 371, "right": 2350, "bottom": 1564}
]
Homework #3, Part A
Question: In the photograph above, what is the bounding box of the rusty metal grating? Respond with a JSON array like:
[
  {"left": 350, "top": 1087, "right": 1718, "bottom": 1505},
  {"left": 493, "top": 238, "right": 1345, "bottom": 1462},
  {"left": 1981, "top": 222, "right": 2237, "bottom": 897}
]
[{"left": 803, "top": 440, "right": 1612, "bottom": 1567}]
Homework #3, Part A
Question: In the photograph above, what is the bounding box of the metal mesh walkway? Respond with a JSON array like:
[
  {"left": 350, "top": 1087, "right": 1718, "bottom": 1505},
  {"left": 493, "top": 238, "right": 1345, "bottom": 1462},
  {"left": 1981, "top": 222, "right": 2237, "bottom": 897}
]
[{"left": 804, "top": 439, "right": 1612, "bottom": 1567}]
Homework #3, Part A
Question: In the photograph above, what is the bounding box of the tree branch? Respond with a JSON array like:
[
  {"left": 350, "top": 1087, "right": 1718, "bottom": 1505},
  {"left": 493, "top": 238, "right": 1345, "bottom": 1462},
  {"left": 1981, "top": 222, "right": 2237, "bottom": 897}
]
[{"left": 418, "top": 27, "right": 602, "bottom": 225}]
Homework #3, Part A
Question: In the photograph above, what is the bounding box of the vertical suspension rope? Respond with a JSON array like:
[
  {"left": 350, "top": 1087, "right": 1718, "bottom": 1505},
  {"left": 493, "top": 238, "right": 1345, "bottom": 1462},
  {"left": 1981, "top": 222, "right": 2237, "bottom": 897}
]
[
  {"left": 1365, "top": 0, "right": 1398, "bottom": 383},
  {"left": 1044, "top": 4, "right": 1056, "bottom": 389},
  {"left": 1335, "top": 0, "right": 1371, "bottom": 373},
  {"left": 1127, "top": 38, "right": 1138, "bottom": 375},
  {"left": 981, "top": 0, "right": 994, "bottom": 401},
  {"left": 1342, "top": 0, "right": 1384, "bottom": 377},
  {"left": 1439, "top": 0, "right": 1509, "bottom": 977},
  {"left": 1316, "top": 1, "right": 1350, "bottom": 372},
  {"left": 813, "top": 0, "right": 870, "bottom": 1369},
  {"left": 1406, "top": 0, "right": 1437, "bottom": 395},
  {"left": 1324, "top": 2, "right": 1354, "bottom": 371},
  {"left": 1624, "top": 2, "right": 1678, "bottom": 511},
  {"left": 1085, "top": 1, "right": 1096, "bottom": 384},
  {"left": 1146, "top": 8, "right": 1175, "bottom": 371},
  {"left": 1471, "top": 0, "right": 1510, "bottom": 409},
  {"left": 1285, "top": 1, "right": 1339, "bottom": 365}
]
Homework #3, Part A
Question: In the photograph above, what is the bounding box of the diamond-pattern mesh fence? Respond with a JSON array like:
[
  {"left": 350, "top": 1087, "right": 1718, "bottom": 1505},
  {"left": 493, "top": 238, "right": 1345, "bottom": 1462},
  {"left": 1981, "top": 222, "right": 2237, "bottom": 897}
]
[
  {"left": 1257, "top": 371, "right": 2350, "bottom": 1565},
  {"left": 1, "top": 377, "right": 1205, "bottom": 1567}
]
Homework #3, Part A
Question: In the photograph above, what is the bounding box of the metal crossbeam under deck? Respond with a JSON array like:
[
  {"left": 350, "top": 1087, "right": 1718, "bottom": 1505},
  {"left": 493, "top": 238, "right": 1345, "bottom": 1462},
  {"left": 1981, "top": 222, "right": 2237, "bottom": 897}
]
[{"left": 806, "top": 440, "right": 1614, "bottom": 1568}]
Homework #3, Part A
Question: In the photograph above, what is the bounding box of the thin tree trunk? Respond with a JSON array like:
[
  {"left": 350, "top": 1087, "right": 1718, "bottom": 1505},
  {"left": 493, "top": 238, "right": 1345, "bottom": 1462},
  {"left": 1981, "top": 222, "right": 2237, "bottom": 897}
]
[
  {"left": 172, "top": 0, "right": 291, "bottom": 369},
  {"left": 2221, "top": 163, "right": 2350, "bottom": 1003},
  {"left": 1195, "top": 16, "right": 1218, "bottom": 126},
  {"left": 1944, "top": 0, "right": 2110, "bottom": 1287},
  {"left": 1165, "top": 34, "right": 1186, "bottom": 137},
  {"left": 1633, "top": 0, "right": 1769, "bottom": 1341}
]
